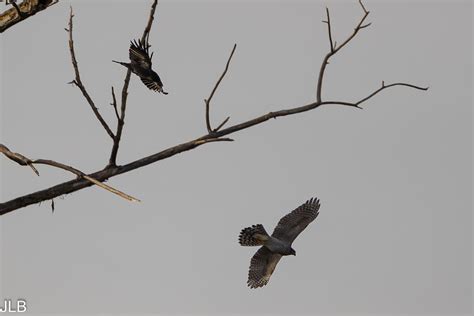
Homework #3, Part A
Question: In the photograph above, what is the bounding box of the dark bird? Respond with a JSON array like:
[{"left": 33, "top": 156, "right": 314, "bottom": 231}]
[
  {"left": 113, "top": 39, "right": 168, "bottom": 94},
  {"left": 239, "top": 197, "right": 321, "bottom": 288}
]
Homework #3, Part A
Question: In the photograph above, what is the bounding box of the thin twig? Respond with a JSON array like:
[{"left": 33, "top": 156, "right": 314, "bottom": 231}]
[
  {"left": 33, "top": 159, "right": 140, "bottom": 202},
  {"left": 316, "top": 0, "right": 370, "bottom": 102},
  {"left": 215, "top": 116, "right": 231, "bottom": 132},
  {"left": 109, "top": 71, "right": 131, "bottom": 166},
  {"left": 67, "top": 7, "right": 115, "bottom": 139},
  {"left": 141, "top": 0, "right": 158, "bottom": 43},
  {"left": 321, "top": 82, "right": 428, "bottom": 109},
  {"left": 358, "top": 0, "right": 369, "bottom": 14},
  {"left": 0, "top": 144, "right": 39, "bottom": 176},
  {"left": 205, "top": 44, "right": 237, "bottom": 133},
  {"left": 324, "top": 8, "right": 335, "bottom": 52},
  {"left": 111, "top": 86, "right": 120, "bottom": 121},
  {"left": 354, "top": 82, "right": 429, "bottom": 106}
]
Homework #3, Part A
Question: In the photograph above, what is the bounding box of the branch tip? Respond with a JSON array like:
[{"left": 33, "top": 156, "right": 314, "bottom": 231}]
[
  {"left": 214, "top": 116, "right": 231, "bottom": 132},
  {"left": 205, "top": 43, "right": 236, "bottom": 134},
  {"left": 110, "top": 0, "right": 159, "bottom": 165},
  {"left": 67, "top": 8, "right": 115, "bottom": 139}
]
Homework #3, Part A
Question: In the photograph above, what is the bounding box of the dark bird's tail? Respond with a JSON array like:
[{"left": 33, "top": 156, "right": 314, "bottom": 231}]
[
  {"left": 112, "top": 60, "right": 130, "bottom": 68},
  {"left": 239, "top": 224, "right": 269, "bottom": 246}
]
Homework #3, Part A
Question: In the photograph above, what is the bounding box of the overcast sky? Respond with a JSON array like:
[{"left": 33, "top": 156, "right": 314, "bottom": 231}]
[{"left": 1, "top": 0, "right": 472, "bottom": 315}]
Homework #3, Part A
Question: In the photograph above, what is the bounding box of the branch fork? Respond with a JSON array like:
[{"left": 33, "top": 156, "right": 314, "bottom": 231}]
[{"left": 204, "top": 44, "right": 236, "bottom": 134}]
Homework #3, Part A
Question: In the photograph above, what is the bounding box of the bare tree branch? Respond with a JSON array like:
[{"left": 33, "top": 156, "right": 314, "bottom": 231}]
[
  {"left": 204, "top": 44, "right": 236, "bottom": 133},
  {"left": 0, "top": 136, "right": 230, "bottom": 215},
  {"left": 0, "top": 0, "right": 429, "bottom": 216},
  {"left": 110, "top": 86, "right": 120, "bottom": 121},
  {"left": 33, "top": 159, "right": 140, "bottom": 202},
  {"left": 66, "top": 7, "right": 115, "bottom": 139},
  {"left": 321, "top": 82, "right": 428, "bottom": 109},
  {"left": 0, "top": 78, "right": 427, "bottom": 216},
  {"left": 316, "top": 0, "right": 370, "bottom": 103},
  {"left": 0, "top": 144, "right": 140, "bottom": 203},
  {"left": 322, "top": 8, "right": 335, "bottom": 52},
  {"left": 0, "top": 0, "right": 58, "bottom": 33},
  {"left": 0, "top": 143, "right": 39, "bottom": 176},
  {"left": 140, "top": 0, "right": 158, "bottom": 43}
]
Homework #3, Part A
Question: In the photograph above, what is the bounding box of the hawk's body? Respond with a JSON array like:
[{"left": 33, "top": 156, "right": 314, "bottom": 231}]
[
  {"left": 113, "top": 39, "right": 168, "bottom": 94},
  {"left": 239, "top": 198, "right": 320, "bottom": 288}
]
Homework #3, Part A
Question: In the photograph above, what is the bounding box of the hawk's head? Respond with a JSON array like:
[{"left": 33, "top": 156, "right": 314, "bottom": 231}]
[{"left": 290, "top": 248, "right": 296, "bottom": 256}]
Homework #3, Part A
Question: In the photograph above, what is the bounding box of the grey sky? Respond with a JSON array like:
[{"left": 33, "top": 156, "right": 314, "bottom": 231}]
[{"left": 1, "top": 0, "right": 472, "bottom": 315}]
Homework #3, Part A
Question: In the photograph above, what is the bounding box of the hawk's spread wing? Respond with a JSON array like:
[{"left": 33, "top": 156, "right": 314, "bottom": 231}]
[
  {"left": 140, "top": 76, "right": 164, "bottom": 92},
  {"left": 129, "top": 39, "right": 152, "bottom": 70},
  {"left": 247, "top": 246, "right": 282, "bottom": 289},
  {"left": 271, "top": 198, "right": 320, "bottom": 244}
]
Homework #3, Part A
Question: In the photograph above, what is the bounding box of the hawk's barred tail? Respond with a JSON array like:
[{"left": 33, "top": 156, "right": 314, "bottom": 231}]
[{"left": 239, "top": 224, "right": 269, "bottom": 246}]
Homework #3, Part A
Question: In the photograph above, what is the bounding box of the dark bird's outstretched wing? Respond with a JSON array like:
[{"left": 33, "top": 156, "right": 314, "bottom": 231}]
[
  {"left": 128, "top": 39, "right": 168, "bottom": 94},
  {"left": 247, "top": 246, "right": 282, "bottom": 289},
  {"left": 271, "top": 197, "right": 320, "bottom": 244},
  {"left": 129, "top": 39, "right": 152, "bottom": 70},
  {"left": 140, "top": 75, "right": 165, "bottom": 93}
]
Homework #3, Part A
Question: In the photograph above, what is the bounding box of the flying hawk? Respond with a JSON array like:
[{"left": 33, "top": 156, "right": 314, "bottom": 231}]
[
  {"left": 239, "top": 197, "right": 320, "bottom": 288},
  {"left": 113, "top": 39, "right": 168, "bottom": 94}
]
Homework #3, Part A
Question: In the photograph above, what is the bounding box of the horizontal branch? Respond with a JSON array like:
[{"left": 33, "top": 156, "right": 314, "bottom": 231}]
[
  {"left": 0, "top": 136, "right": 230, "bottom": 215},
  {"left": 0, "top": 81, "right": 427, "bottom": 216},
  {"left": 0, "top": 0, "right": 59, "bottom": 33},
  {"left": 321, "top": 82, "right": 429, "bottom": 109}
]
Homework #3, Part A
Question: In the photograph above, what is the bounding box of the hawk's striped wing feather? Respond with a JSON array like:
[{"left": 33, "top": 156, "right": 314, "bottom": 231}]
[
  {"left": 247, "top": 246, "right": 282, "bottom": 289},
  {"left": 141, "top": 77, "right": 162, "bottom": 92},
  {"left": 271, "top": 198, "right": 320, "bottom": 243}
]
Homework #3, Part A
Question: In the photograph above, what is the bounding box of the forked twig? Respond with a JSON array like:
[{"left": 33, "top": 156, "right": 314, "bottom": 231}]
[
  {"left": 316, "top": 0, "right": 370, "bottom": 102},
  {"left": 204, "top": 44, "right": 237, "bottom": 133},
  {"left": 0, "top": 144, "right": 139, "bottom": 203}
]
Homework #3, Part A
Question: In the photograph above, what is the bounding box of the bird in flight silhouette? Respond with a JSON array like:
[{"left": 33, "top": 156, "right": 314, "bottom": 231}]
[
  {"left": 113, "top": 39, "right": 168, "bottom": 94},
  {"left": 239, "top": 197, "right": 321, "bottom": 288}
]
